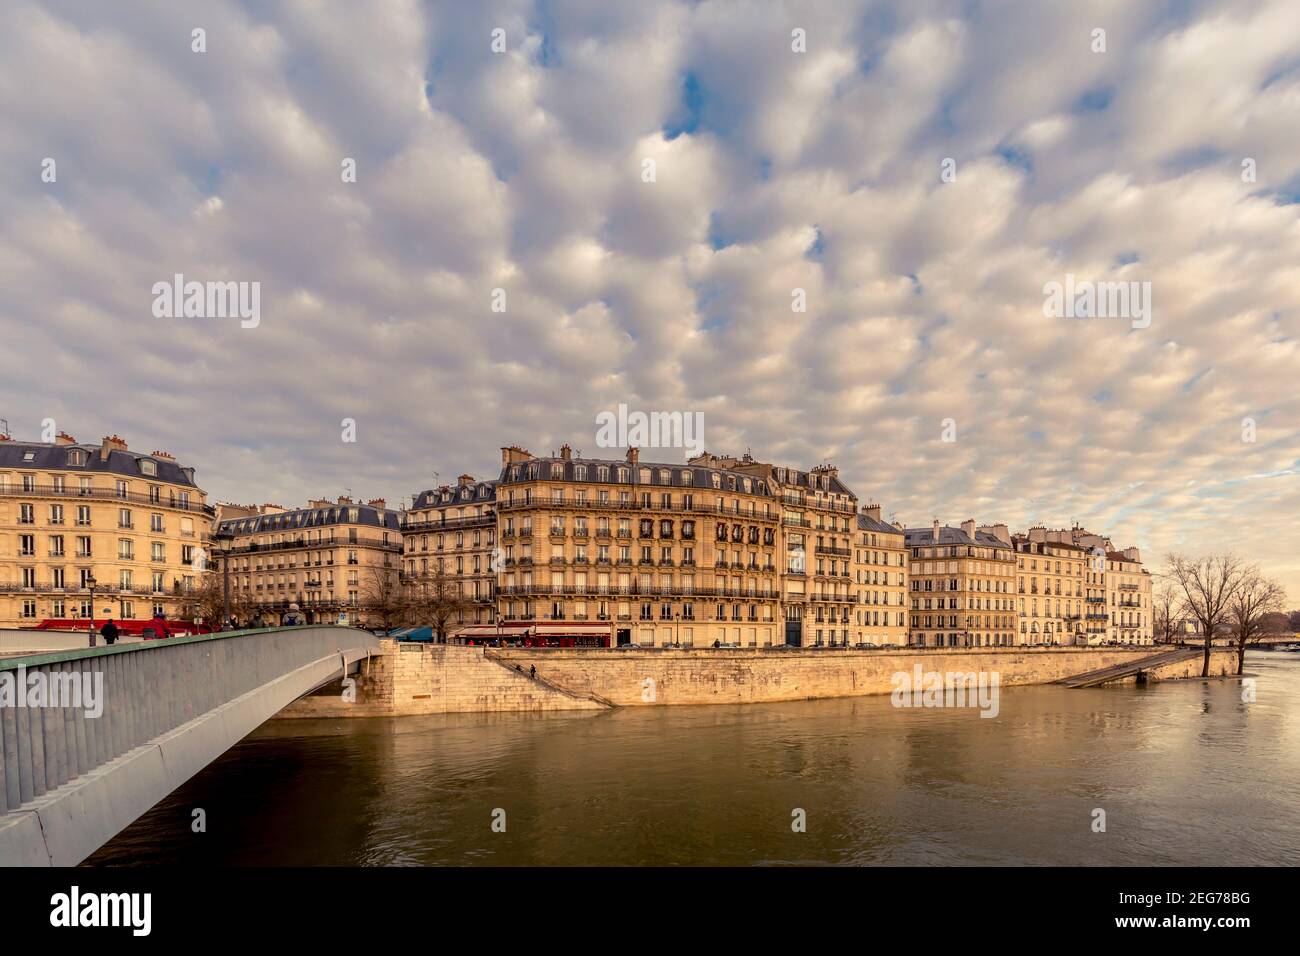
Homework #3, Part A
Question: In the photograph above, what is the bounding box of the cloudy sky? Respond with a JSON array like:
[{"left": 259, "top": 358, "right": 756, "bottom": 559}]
[{"left": 2, "top": 0, "right": 1298, "bottom": 596}]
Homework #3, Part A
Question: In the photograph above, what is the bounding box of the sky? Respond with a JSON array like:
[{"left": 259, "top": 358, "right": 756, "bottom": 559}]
[{"left": 1, "top": 0, "right": 1298, "bottom": 599}]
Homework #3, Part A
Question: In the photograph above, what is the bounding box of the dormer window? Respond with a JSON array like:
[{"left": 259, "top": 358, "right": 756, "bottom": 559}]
[
  {"left": 66, "top": 449, "right": 84, "bottom": 466},
  {"left": 140, "top": 459, "right": 157, "bottom": 476},
  {"left": 551, "top": 463, "right": 564, "bottom": 478},
  {"left": 575, "top": 465, "right": 587, "bottom": 481},
  {"left": 22, "top": 451, "right": 35, "bottom": 461}
]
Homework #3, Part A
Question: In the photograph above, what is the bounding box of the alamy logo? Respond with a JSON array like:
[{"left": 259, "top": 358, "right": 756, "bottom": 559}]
[
  {"left": 50, "top": 886, "right": 151, "bottom": 936},
  {"left": 595, "top": 403, "right": 704, "bottom": 457},
  {"left": 1042, "top": 274, "right": 1151, "bottom": 329},
  {"left": 0, "top": 666, "right": 103, "bottom": 718},
  {"left": 890, "top": 666, "right": 1001, "bottom": 718},
  {"left": 152, "top": 273, "right": 260, "bottom": 328}
]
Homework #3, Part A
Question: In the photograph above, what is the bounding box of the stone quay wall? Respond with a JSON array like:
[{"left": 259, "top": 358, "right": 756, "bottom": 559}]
[{"left": 275, "top": 642, "right": 1241, "bottom": 717}]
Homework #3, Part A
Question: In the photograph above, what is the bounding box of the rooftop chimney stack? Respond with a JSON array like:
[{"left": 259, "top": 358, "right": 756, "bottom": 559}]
[
  {"left": 961, "top": 518, "right": 977, "bottom": 539},
  {"left": 864, "top": 503, "right": 882, "bottom": 521},
  {"left": 457, "top": 474, "right": 474, "bottom": 487},
  {"left": 100, "top": 435, "right": 128, "bottom": 460},
  {"left": 367, "top": 498, "right": 386, "bottom": 509},
  {"left": 627, "top": 447, "right": 639, "bottom": 464},
  {"left": 932, "top": 518, "right": 941, "bottom": 542},
  {"left": 560, "top": 443, "right": 572, "bottom": 461},
  {"left": 56, "top": 432, "right": 77, "bottom": 446},
  {"left": 501, "top": 445, "right": 533, "bottom": 466}
]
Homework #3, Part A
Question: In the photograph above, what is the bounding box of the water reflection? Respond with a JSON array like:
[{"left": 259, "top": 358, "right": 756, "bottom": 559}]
[{"left": 90, "top": 654, "right": 1300, "bottom": 866}]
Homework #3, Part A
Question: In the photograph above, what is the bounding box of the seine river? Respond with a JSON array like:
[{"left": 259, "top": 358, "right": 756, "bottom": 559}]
[{"left": 89, "top": 652, "right": 1300, "bottom": 866}]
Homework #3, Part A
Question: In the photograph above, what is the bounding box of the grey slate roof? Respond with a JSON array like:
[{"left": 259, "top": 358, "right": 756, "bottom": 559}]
[
  {"left": 857, "top": 512, "right": 903, "bottom": 536},
  {"left": 498, "top": 456, "right": 779, "bottom": 496},
  {"left": 411, "top": 480, "right": 498, "bottom": 508},
  {"left": 218, "top": 503, "right": 400, "bottom": 536},
  {"left": 0, "top": 440, "right": 199, "bottom": 488},
  {"left": 904, "top": 526, "right": 1012, "bottom": 550}
]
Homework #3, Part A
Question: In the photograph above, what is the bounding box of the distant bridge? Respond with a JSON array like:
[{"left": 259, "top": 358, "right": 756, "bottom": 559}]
[
  {"left": 0, "top": 626, "right": 378, "bottom": 866},
  {"left": 1057, "top": 648, "right": 1202, "bottom": 688}
]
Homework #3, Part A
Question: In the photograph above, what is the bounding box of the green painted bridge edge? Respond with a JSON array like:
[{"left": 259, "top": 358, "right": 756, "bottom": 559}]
[{"left": 0, "top": 625, "right": 376, "bottom": 671}]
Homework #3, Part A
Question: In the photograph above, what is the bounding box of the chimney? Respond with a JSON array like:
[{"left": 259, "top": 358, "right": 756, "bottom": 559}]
[
  {"left": 932, "top": 518, "right": 941, "bottom": 542},
  {"left": 56, "top": 431, "right": 77, "bottom": 445},
  {"left": 100, "top": 434, "right": 128, "bottom": 460},
  {"left": 337, "top": 495, "right": 353, "bottom": 505},
  {"left": 1123, "top": 546, "right": 1141, "bottom": 563},
  {"left": 559, "top": 443, "right": 572, "bottom": 461},
  {"left": 961, "top": 518, "right": 976, "bottom": 539},
  {"left": 308, "top": 498, "right": 332, "bottom": 509},
  {"left": 979, "top": 522, "right": 1010, "bottom": 545},
  {"left": 864, "top": 503, "right": 882, "bottom": 521},
  {"left": 457, "top": 474, "right": 474, "bottom": 487},
  {"left": 501, "top": 445, "right": 533, "bottom": 466},
  {"left": 627, "top": 447, "right": 639, "bottom": 464},
  {"left": 367, "top": 498, "right": 386, "bottom": 510},
  {"left": 151, "top": 449, "right": 175, "bottom": 459},
  {"left": 1028, "top": 526, "right": 1047, "bottom": 542}
]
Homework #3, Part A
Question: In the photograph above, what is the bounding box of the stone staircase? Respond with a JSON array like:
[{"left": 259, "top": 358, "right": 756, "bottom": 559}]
[{"left": 1057, "top": 648, "right": 1201, "bottom": 688}]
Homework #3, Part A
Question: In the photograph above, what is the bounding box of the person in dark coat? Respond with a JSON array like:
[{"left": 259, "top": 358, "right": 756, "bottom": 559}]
[{"left": 100, "top": 619, "right": 120, "bottom": 646}]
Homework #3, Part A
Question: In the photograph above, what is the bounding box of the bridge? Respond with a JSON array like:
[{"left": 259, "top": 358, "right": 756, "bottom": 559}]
[
  {"left": 0, "top": 625, "right": 378, "bottom": 866},
  {"left": 1057, "top": 647, "right": 1202, "bottom": 688}
]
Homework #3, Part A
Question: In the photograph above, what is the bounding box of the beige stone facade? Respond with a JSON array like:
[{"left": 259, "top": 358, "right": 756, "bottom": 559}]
[
  {"left": 493, "top": 445, "right": 786, "bottom": 647},
  {"left": 1013, "top": 530, "right": 1089, "bottom": 645},
  {"left": 400, "top": 475, "right": 498, "bottom": 626},
  {"left": 214, "top": 496, "right": 401, "bottom": 626},
  {"left": 1022, "top": 527, "right": 1153, "bottom": 645},
  {"left": 905, "top": 519, "right": 1017, "bottom": 647},
  {"left": 0, "top": 433, "right": 212, "bottom": 627},
  {"left": 1106, "top": 549, "right": 1153, "bottom": 645},
  {"left": 853, "top": 505, "right": 909, "bottom": 645}
]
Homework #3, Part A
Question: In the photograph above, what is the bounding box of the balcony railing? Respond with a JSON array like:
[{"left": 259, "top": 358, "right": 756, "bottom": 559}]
[
  {"left": 2, "top": 483, "right": 215, "bottom": 515},
  {"left": 400, "top": 513, "right": 495, "bottom": 532}
]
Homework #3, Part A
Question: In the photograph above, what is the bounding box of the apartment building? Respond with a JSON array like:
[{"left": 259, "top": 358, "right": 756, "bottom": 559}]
[
  {"left": 1012, "top": 529, "right": 1089, "bottom": 645},
  {"left": 1106, "top": 548, "right": 1153, "bottom": 645},
  {"left": 904, "top": 519, "right": 1016, "bottom": 647},
  {"left": 691, "top": 453, "right": 859, "bottom": 646},
  {"left": 854, "top": 505, "right": 909, "bottom": 646},
  {"left": 214, "top": 496, "right": 401, "bottom": 626},
  {"left": 1024, "top": 526, "right": 1153, "bottom": 645},
  {"left": 482, "top": 444, "right": 783, "bottom": 647},
  {"left": 400, "top": 475, "right": 498, "bottom": 627},
  {"left": 0, "top": 432, "right": 212, "bottom": 627}
]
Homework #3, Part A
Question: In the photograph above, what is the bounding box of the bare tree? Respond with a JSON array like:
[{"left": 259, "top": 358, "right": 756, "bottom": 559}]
[
  {"left": 1152, "top": 579, "right": 1183, "bottom": 645},
  {"left": 179, "top": 575, "right": 255, "bottom": 629},
  {"left": 1229, "top": 569, "right": 1287, "bottom": 675},
  {"left": 1166, "top": 553, "right": 1248, "bottom": 677},
  {"left": 403, "top": 563, "right": 470, "bottom": 642},
  {"left": 363, "top": 566, "right": 406, "bottom": 632}
]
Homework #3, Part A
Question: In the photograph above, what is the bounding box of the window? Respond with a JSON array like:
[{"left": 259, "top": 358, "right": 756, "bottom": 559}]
[{"left": 140, "top": 459, "right": 157, "bottom": 476}]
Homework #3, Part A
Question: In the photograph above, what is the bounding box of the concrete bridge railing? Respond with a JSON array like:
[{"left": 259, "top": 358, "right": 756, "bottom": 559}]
[{"left": 0, "top": 625, "right": 379, "bottom": 866}]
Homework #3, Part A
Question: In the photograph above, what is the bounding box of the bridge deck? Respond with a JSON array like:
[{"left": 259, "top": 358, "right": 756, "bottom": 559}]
[{"left": 0, "top": 625, "right": 378, "bottom": 866}]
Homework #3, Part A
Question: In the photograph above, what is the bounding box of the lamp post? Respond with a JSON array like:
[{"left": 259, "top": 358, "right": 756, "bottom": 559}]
[{"left": 86, "top": 574, "right": 97, "bottom": 647}]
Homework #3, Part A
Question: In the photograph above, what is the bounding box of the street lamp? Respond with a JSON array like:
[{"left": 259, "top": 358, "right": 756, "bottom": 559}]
[
  {"left": 210, "top": 529, "right": 235, "bottom": 630},
  {"left": 86, "top": 574, "right": 97, "bottom": 647}
]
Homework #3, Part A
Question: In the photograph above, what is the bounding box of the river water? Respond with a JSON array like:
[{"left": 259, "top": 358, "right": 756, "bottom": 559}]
[{"left": 88, "top": 652, "right": 1300, "bottom": 866}]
